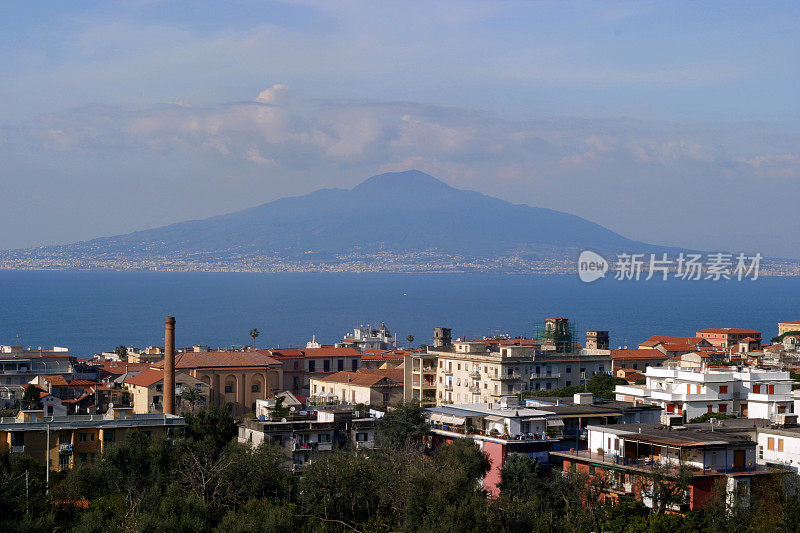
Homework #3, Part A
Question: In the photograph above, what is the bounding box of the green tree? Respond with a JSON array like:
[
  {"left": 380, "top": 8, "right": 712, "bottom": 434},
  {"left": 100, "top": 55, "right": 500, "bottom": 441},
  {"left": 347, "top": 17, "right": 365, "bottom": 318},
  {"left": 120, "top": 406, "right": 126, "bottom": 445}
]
[
  {"left": 375, "top": 401, "right": 427, "bottom": 449},
  {"left": 249, "top": 328, "right": 259, "bottom": 348},
  {"left": 406, "top": 334, "right": 414, "bottom": 346},
  {"left": 114, "top": 345, "right": 128, "bottom": 359},
  {"left": 21, "top": 384, "right": 43, "bottom": 410},
  {"left": 180, "top": 404, "right": 237, "bottom": 453},
  {"left": 180, "top": 387, "right": 206, "bottom": 413}
]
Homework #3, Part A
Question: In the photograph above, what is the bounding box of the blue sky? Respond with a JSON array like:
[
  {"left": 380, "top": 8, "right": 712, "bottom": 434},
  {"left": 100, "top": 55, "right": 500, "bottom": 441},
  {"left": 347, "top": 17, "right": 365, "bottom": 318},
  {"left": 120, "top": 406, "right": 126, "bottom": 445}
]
[{"left": 0, "top": 1, "right": 798, "bottom": 257}]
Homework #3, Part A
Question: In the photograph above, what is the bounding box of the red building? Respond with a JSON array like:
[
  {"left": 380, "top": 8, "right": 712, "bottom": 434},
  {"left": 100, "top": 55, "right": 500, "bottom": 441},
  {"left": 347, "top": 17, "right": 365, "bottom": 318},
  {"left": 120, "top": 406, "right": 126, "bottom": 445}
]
[{"left": 696, "top": 328, "right": 762, "bottom": 350}]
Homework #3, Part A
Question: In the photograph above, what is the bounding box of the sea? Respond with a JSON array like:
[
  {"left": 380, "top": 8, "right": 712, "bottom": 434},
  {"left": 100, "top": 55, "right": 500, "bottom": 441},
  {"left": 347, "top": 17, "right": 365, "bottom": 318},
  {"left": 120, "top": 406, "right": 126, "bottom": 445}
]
[{"left": 0, "top": 270, "right": 798, "bottom": 358}]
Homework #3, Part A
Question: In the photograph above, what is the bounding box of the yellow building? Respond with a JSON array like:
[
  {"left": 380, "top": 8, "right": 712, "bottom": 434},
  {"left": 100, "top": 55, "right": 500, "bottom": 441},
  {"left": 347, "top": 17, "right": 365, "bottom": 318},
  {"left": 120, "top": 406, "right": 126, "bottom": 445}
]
[
  {"left": 155, "top": 351, "right": 283, "bottom": 416},
  {"left": 123, "top": 368, "right": 209, "bottom": 414},
  {"left": 0, "top": 407, "right": 185, "bottom": 471},
  {"left": 779, "top": 321, "right": 800, "bottom": 336}
]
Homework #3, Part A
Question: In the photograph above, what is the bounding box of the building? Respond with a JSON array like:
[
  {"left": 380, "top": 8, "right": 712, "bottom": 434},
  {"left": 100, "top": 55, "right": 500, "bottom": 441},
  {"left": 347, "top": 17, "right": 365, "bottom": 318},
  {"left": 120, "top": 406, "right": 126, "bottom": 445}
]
[
  {"left": 360, "top": 349, "right": 410, "bottom": 369},
  {"left": 425, "top": 394, "right": 662, "bottom": 496},
  {"left": 612, "top": 349, "right": 670, "bottom": 372},
  {"left": 0, "top": 407, "right": 184, "bottom": 471},
  {"left": 778, "top": 321, "right": 800, "bottom": 336},
  {"left": 339, "top": 323, "right": 399, "bottom": 351},
  {"left": 638, "top": 336, "right": 714, "bottom": 352},
  {"left": 757, "top": 421, "right": 800, "bottom": 474},
  {"left": 552, "top": 423, "right": 777, "bottom": 511},
  {"left": 123, "top": 369, "right": 210, "bottom": 414},
  {"left": 0, "top": 346, "right": 75, "bottom": 392},
  {"left": 586, "top": 331, "right": 610, "bottom": 351},
  {"left": 154, "top": 351, "right": 283, "bottom": 416},
  {"left": 615, "top": 367, "right": 794, "bottom": 421},
  {"left": 309, "top": 369, "right": 403, "bottom": 406},
  {"left": 260, "top": 346, "right": 362, "bottom": 396},
  {"left": 696, "top": 328, "right": 762, "bottom": 350},
  {"left": 238, "top": 406, "right": 377, "bottom": 470},
  {"left": 405, "top": 340, "right": 612, "bottom": 407}
]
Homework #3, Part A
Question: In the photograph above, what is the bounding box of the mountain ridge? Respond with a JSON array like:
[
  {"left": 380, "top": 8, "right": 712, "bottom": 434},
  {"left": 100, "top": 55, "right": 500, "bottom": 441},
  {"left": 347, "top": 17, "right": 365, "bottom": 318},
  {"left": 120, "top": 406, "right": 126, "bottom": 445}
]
[{"left": 0, "top": 170, "right": 684, "bottom": 273}]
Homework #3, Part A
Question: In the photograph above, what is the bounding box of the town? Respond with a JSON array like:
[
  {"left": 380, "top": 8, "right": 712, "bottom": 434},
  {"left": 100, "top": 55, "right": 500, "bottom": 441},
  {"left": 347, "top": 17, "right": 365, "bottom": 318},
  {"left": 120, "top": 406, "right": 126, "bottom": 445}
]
[{"left": 2, "top": 315, "right": 800, "bottom": 530}]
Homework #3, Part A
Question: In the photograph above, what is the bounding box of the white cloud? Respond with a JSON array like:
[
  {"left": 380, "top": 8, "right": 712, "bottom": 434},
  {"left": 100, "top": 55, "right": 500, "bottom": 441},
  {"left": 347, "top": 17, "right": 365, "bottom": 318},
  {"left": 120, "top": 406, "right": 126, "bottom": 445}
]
[{"left": 255, "top": 84, "right": 289, "bottom": 105}]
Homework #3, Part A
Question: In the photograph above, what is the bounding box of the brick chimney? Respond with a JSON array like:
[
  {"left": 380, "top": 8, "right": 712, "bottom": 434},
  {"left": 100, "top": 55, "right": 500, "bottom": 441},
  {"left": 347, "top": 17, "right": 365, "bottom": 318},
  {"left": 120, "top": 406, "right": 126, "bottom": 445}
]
[{"left": 163, "top": 316, "right": 176, "bottom": 415}]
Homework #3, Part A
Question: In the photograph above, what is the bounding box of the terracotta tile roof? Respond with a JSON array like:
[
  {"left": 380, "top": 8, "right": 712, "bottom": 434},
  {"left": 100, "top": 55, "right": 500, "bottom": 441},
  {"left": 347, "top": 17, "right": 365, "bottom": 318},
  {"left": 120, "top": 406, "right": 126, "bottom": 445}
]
[
  {"left": 317, "top": 371, "right": 401, "bottom": 388},
  {"left": 302, "top": 347, "right": 361, "bottom": 358},
  {"left": 611, "top": 349, "right": 668, "bottom": 360},
  {"left": 780, "top": 320, "right": 800, "bottom": 325},
  {"left": 124, "top": 369, "right": 165, "bottom": 388},
  {"left": 154, "top": 351, "right": 281, "bottom": 369},
  {"left": 361, "top": 350, "right": 410, "bottom": 360},
  {"left": 356, "top": 368, "right": 404, "bottom": 383},
  {"left": 641, "top": 335, "right": 707, "bottom": 347},
  {"left": 42, "top": 375, "right": 68, "bottom": 386},
  {"left": 696, "top": 328, "right": 761, "bottom": 335},
  {"left": 68, "top": 380, "right": 100, "bottom": 387},
  {"left": 260, "top": 348, "right": 304, "bottom": 358},
  {"left": 94, "top": 361, "right": 151, "bottom": 375}
]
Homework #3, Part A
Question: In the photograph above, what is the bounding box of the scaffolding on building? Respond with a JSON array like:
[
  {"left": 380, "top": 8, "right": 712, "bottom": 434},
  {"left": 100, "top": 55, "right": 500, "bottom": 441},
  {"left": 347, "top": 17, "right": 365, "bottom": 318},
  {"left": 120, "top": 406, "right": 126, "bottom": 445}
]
[{"left": 534, "top": 317, "right": 577, "bottom": 353}]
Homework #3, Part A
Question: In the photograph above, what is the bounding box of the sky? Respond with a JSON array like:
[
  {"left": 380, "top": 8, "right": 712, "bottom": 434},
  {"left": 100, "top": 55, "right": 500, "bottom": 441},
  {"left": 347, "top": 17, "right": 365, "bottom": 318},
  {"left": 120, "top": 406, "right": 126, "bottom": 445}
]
[{"left": 0, "top": 1, "right": 798, "bottom": 257}]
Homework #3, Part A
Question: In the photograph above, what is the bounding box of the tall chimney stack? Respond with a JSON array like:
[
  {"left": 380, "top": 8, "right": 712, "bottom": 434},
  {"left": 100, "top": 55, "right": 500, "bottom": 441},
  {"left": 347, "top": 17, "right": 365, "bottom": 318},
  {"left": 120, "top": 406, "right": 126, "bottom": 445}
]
[{"left": 163, "top": 316, "right": 176, "bottom": 415}]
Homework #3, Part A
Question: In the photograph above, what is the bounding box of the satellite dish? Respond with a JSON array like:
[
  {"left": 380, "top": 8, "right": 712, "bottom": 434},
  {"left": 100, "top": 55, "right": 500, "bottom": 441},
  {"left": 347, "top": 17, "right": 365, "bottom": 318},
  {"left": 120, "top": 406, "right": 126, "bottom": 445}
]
[
  {"left": 281, "top": 418, "right": 287, "bottom": 423},
  {"left": 290, "top": 406, "right": 296, "bottom": 412},
  {"left": 108, "top": 403, "right": 114, "bottom": 409}
]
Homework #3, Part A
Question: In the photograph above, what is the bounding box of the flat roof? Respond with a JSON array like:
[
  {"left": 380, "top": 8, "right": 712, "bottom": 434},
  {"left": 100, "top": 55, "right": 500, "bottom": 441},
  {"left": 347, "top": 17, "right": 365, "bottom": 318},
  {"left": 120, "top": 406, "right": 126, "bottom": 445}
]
[{"left": 588, "top": 423, "right": 754, "bottom": 447}]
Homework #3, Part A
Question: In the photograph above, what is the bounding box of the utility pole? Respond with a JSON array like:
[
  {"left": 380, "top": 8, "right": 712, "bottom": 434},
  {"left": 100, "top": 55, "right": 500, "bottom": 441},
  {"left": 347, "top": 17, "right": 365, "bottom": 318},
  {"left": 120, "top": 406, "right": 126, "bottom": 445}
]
[{"left": 45, "top": 423, "right": 50, "bottom": 494}]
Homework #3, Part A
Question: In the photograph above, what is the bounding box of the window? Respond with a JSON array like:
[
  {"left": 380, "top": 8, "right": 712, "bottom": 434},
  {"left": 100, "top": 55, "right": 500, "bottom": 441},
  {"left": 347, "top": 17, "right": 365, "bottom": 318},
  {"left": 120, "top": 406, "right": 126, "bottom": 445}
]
[
  {"left": 356, "top": 433, "right": 368, "bottom": 442},
  {"left": 224, "top": 385, "right": 233, "bottom": 393},
  {"left": 566, "top": 366, "right": 572, "bottom": 373},
  {"left": 251, "top": 383, "right": 260, "bottom": 393},
  {"left": 156, "top": 384, "right": 163, "bottom": 392},
  {"left": 753, "top": 384, "right": 761, "bottom": 394},
  {"left": 457, "top": 364, "right": 461, "bottom": 370},
  {"left": 79, "top": 433, "right": 88, "bottom": 443},
  {"left": 768, "top": 437, "right": 775, "bottom": 450},
  {"left": 11, "top": 433, "right": 24, "bottom": 446},
  {"left": 779, "top": 405, "right": 787, "bottom": 414},
  {"left": 79, "top": 453, "right": 87, "bottom": 463},
  {"left": 294, "top": 362, "right": 299, "bottom": 370},
  {"left": 195, "top": 383, "right": 202, "bottom": 390},
  {"left": 633, "top": 364, "right": 638, "bottom": 370},
  {"left": 666, "top": 404, "right": 675, "bottom": 414},
  {"left": 707, "top": 405, "right": 713, "bottom": 413},
  {"left": 768, "top": 385, "right": 775, "bottom": 395},
  {"left": 153, "top": 395, "right": 161, "bottom": 405},
  {"left": 598, "top": 365, "right": 604, "bottom": 373},
  {"left": 338, "top": 359, "right": 344, "bottom": 371},
  {"left": 352, "top": 359, "right": 358, "bottom": 371},
  {"left": 318, "top": 433, "right": 331, "bottom": 443},
  {"left": 309, "top": 360, "right": 316, "bottom": 373},
  {"left": 59, "top": 454, "right": 70, "bottom": 468},
  {"left": 687, "top": 384, "right": 691, "bottom": 393},
  {"left": 719, "top": 404, "right": 727, "bottom": 413},
  {"left": 758, "top": 445, "right": 764, "bottom": 459},
  {"left": 104, "top": 431, "right": 114, "bottom": 443},
  {"left": 778, "top": 439, "right": 784, "bottom": 452},
  {"left": 696, "top": 385, "right": 702, "bottom": 394},
  {"left": 323, "top": 360, "right": 330, "bottom": 372},
  {"left": 566, "top": 381, "right": 572, "bottom": 386},
  {"left": 719, "top": 386, "right": 728, "bottom": 394}
]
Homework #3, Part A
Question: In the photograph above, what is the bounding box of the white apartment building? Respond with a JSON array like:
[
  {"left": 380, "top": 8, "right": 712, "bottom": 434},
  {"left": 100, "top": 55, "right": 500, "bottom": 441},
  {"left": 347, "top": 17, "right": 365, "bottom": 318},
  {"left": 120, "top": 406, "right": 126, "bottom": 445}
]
[
  {"left": 757, "top": 425, "right": 800, "bottom": 473},
  {"left": 615, "top": 367, "right": 793, "bottom": 421},
  {"left": 405, "top": 341, "right": 611, "bottom": 407}
]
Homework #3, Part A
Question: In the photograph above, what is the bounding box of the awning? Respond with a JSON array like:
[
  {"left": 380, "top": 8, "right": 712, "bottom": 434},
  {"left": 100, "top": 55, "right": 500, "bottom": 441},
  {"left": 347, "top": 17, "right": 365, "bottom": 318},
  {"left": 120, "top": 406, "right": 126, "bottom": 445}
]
[
  {"left": 430, "top": 413, "right": 466, "bottom": 425},
  {"left": 484, "top": 415, "right": 506, "bottom": 423},
  {"left": 546, "top": 419, "right": 565, "bottom": 427}
]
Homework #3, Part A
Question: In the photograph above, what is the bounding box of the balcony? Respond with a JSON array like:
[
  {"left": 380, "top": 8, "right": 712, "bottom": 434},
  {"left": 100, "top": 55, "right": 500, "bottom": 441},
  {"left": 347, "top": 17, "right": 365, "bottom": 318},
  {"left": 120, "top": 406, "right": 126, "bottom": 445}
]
[
  {"left": 498, "top": 371, "right": 523, "bottom": 380},
  {"left": 292, "top": 440, "right": 333, "bottom": 451},
  {"left": 11, "top": 445, "right": 24, "bottom": 453},
  {"left": 443, "top": 384, "right": 453, "bottom": 391},
  {"left": 469, "top": 371, "right": 481, "bottom": 379},
  {"left": 530, "top": 372, "right": 561, "bottom": 380},
  {"left": 59, "top": 443, "right": 73, "bottom": 453},
  {"left": 469, "top": 385, "right": 481, "bottom": 393},
  {"left": 355, "top": 440, "right": 375, "bottom": 450}
]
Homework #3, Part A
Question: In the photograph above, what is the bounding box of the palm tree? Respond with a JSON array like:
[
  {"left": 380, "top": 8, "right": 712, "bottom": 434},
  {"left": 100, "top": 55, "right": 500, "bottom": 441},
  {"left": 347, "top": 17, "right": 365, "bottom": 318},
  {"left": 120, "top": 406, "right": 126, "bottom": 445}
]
[
  {"left": 406, "top": 334, "right": 415, "bottom": 347},
  {"left": 181, "top": 387, "right": 206, "bottom": 413},
  {"left": 249, "top": 328, "right": 260, "bottom": 348}
]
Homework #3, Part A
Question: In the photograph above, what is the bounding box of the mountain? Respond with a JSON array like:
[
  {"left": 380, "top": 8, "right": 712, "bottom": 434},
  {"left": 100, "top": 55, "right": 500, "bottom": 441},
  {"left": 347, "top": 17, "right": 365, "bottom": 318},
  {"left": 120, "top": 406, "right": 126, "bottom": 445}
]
[{"left": 0, "top": 170, "right": 666, "bottom": 273}]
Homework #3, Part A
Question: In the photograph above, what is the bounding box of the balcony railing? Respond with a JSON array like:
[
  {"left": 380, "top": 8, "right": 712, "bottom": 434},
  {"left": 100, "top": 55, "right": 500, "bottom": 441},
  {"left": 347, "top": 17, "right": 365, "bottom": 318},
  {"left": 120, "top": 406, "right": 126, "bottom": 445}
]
[
  {"left": 11, "top": 445, "right": 24, "bottom": 453},
  {"left": 531, "top": 372, "right": 561, "bottom": 380},
  {"left": 469, "top": 385, "right": 480, "bottom": 393},
  {"left": 469, "top": 371, "right": 481, "bottom": 379},
  {"left": 59, "top": 443, "right": 73, "bottom": 453}
]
